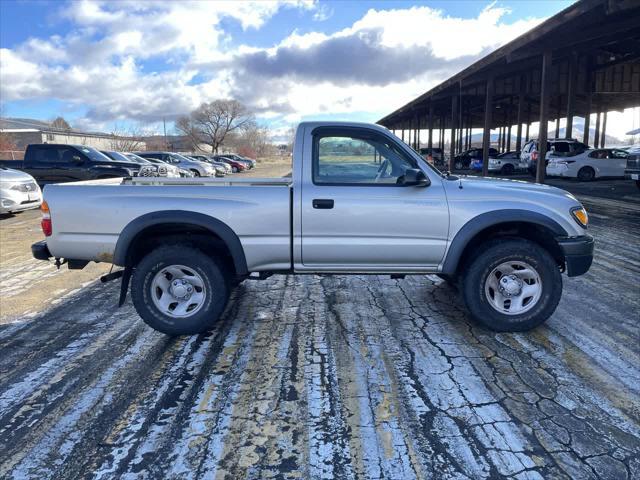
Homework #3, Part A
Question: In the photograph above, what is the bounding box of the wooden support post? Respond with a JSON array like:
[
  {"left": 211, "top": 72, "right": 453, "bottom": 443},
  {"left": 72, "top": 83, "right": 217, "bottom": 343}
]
[
  {"left": 537, "top": 50, "right": 552, "bottom": 184},
  {"left": 516, "top": 93, "right": 524, "bottom": 151},
  {"left": 594, "top": 110, "right": 601, "bottom": 148},
  {"left": 583, "top": 99, "right": 592, "bottom": 145},
  {"left": 583, "top": 56, "right": 592, "bottom": 146},
  {"left": 450, "top": 96, "right": 457, "bottom": 171},
  {"left": 526, "top": 103, "right": 531, "bottom": 141},
  {"left": 555, "top": 117, "right": 560, "bottom": 139},
  {"left": 507, "top": 124, "right": 512, "bottom": 152},
  {"left": 428, "top": 103, "right": 433, "bottom": 151},
  {"left": 566, "top": 53, "right": 577, "bottom": 139},
  {"left": 600, "top": 111, "right": 607, "bottom": 147},
  {"left": 482, "top": 77, "right": 494, "bottom": 177}
]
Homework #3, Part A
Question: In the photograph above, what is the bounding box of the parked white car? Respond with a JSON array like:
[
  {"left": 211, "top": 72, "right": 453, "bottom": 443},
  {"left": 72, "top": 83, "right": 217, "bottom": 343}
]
[
  {"left": 546, "top": 148, "right": 629, "bottom": 181},
  {"left": 0, "top": 167, "right": 43, "bottom": 214}
]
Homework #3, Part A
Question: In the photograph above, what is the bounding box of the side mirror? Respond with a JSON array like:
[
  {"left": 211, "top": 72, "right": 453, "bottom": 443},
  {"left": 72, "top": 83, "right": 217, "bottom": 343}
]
[
  {"left": 401, "top": 168, "right": 430, "bottom": 187},
  {"left": 71, "top": 155, "right": 83, "bottom": 165}
]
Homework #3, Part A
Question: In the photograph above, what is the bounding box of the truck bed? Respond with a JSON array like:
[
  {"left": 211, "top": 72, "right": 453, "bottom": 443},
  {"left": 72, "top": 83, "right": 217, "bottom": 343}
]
[{"left": 44, "top": 177, "right": 293, "bottom": 271}]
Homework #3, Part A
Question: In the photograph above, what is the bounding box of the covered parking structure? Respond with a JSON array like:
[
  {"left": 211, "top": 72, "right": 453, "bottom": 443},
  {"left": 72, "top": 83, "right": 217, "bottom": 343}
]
[{"left": 378, "top": 0, "right": 640, "bottom": 183}]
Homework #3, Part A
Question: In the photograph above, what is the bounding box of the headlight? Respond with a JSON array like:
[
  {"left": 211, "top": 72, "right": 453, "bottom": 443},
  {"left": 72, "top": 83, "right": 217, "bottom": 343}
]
[{"left": 570, "top": 206, "right": 588, "bottom": 228}]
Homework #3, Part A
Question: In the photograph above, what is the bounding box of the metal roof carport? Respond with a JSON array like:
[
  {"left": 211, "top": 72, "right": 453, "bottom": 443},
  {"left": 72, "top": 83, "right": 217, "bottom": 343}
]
[{"left": 377, "top": 0, "right": 640, "bottom": 183}]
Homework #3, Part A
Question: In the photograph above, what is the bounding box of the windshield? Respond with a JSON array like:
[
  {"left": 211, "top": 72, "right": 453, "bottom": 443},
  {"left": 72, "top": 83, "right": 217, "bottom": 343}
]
[
  {"left": 123, "top": 153, "right": 152, "bottom": 164},
  {"left": 169, "top": 153, "right": 195, "bottom": 163},
  {"left": 77, "top": 146, "right": 117, "bottom": 162},
  {"left": 104, "top": 151, "right": 134, "bottom": 163}
]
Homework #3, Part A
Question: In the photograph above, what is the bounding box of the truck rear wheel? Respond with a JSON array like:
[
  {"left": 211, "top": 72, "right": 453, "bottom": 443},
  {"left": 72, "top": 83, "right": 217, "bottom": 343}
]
[
  {"left": 131, "top": 245, "right": 230, "bottom": 335},
  {"left": 461, "top": 239, "right": 562, "bottom": 332}
]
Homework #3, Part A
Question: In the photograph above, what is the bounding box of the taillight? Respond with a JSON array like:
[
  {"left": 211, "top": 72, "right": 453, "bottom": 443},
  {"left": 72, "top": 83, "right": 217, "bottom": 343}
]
[{"left": 41, "top": 200, "right": 52, "bottom": 236}]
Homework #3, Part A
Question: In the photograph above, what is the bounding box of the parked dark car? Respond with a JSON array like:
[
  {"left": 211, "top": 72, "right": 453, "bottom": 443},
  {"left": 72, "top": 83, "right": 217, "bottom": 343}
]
[
  {"left": 453, "top": 147, "right": 498, "bottom": 170},
  {"left": 471, "top": 151, "right": 523, "bottom": 174},
  {"left": 222, "top": 153, "right": 256, "bottom": 169},
  {"left": 419, "top": 147, "right": 445, "bottom": 166},
  {"left": 0, "top": 144, "right": 140, "bottom": 183},
  {"left": 213, "top": 155, "right": 247, "bottom": 173}
]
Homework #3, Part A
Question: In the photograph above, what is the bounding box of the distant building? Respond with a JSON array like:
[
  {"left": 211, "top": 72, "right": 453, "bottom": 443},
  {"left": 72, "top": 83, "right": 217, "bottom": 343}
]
[
  {"left": 0, "top": 118, "right": 146, "bottom": 152},
  {"left": 142, "top": 135, "right": 211, "bottom": 153}
]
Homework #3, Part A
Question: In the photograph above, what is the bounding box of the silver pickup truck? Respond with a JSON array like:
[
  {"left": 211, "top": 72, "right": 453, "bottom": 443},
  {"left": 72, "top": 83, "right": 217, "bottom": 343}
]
[{"left": 32, "top": 122, "right": 594, "bottom": 335}]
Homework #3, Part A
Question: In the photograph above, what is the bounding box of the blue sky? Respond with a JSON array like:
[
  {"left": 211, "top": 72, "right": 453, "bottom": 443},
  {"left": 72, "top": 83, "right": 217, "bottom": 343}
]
[{"left": 0, "top": 0, "right": 581, "bottom": 138}]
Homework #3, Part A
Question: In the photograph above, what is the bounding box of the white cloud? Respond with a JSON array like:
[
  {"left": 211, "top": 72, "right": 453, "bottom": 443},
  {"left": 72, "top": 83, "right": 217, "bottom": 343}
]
[{"left": 2, "top": 1, "right": 558, "bottom": 133}]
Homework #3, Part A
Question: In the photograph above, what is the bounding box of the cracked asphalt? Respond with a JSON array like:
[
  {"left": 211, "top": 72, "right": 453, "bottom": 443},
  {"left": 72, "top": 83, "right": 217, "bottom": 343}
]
[{"left": 0, "top": 178, "right": 638, "bottom": 479}]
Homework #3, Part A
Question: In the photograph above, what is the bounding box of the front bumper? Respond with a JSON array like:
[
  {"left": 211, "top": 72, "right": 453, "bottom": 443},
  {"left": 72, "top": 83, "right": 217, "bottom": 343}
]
[
  {"left": 557, "top": 235, "right": 594, "bottom": 277},
  {"left": 32, "top": 240, "right": 52, "bottom": 261}
]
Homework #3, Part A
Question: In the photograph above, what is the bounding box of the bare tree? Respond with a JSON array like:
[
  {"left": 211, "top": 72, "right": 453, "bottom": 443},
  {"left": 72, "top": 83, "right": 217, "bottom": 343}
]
[
  {"left": 51, "top": 116, "right": 71, "bottom": 130},
  {"left": 0, "top": 130, "right": 17, "bottom": 151},
  {"left": 225, "top": 123, "right": 275, "bottom": 159},
  {"left": 176, "top": 100, "right": 255, "bottom": 154},
  {"left": 109, "top": 123, "right": 145, "bottom": 151}
]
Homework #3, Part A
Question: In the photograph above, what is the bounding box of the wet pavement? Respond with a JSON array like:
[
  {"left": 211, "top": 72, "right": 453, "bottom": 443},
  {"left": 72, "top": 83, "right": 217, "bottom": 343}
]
[{"left": 0, "top": 178, "right": 638, "bottom": 479}]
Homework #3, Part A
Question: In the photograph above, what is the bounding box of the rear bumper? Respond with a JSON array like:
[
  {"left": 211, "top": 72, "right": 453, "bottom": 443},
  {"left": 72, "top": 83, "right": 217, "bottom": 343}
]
[
  {"left": 557, "top": 235, "right": 594, "bottom": 277},
  {"left": 32, "top": 240, "right": 52, "bottom": 261}
]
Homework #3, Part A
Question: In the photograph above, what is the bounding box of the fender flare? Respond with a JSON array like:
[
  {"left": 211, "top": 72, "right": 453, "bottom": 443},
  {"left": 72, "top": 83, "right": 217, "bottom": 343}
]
[
  {"left": 112, "top": 210, "right": 248, "bottom": 275},
  {"left": 441, "top": 209, "right": 568, "bottom": 274}
]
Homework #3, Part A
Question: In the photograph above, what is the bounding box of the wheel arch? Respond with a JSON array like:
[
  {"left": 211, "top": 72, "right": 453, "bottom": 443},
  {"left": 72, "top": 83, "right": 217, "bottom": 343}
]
[
  {"left": 113, "top": 210, "right": 248, "bottom": 276},
  {"left": 441, "top": 209, "right": 568, "bottom": 275}
]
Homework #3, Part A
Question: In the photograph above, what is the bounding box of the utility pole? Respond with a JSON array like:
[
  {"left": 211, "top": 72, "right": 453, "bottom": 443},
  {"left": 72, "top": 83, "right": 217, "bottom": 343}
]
[{"left": 163, "top": 117, "right": 168, "bottom": 151}]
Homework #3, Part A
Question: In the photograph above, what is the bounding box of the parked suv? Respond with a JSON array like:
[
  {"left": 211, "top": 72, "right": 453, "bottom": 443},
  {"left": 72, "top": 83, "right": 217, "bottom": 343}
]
[
  {"left": 521, "top": 139, "right": 589, "bottom": 176},
  {"left": 0, "top": 144, "right": 140, "bottom": 183},
  {"left": 135, "top": 152, "right": 216, "bottom": 177}
]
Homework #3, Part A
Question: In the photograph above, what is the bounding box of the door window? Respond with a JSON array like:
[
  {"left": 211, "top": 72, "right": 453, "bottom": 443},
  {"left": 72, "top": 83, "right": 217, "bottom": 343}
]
[
  {"left": 314, "top": 131, "right": 417, "bottom": 185},
  {"left": 588, "top": 150, "right": 609, "bottom": 159}
]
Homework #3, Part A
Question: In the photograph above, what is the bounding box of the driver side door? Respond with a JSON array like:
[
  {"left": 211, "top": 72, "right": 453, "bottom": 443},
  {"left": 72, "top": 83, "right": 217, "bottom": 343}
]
[{"left": 300, "top": 127, "right": 449, "bottom": 270}]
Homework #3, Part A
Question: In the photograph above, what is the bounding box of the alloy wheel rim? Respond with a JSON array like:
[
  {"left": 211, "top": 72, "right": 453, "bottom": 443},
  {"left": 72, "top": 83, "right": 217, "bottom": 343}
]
[
  {"left": 151, "top": 264, "right": 207, "bottom": 318},
  {"left": 484, "top": 260, "right": 542, "bottom": 316}
]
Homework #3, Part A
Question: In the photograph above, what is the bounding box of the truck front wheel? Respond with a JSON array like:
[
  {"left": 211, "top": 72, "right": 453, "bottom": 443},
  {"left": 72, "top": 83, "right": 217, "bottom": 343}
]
[
  {"left": 461, "top": 239, "right": 562, "bottom": 332},
  {"left": 131, "top": 245, "right": 230, "bottom": 335}
]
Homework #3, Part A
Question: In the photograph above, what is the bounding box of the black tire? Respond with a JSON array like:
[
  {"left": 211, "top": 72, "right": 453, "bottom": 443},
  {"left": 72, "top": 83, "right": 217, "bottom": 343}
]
[
  {"left": 577, "top": 166, "right": 595, "bottom": 182},
  {"left": 500, "top": 163, "right": 515, "bottom": 176},
  {"left": 461, "top": 238, "right": 562, "bottom": 332},
  {"left": 131, "top": 245, "right": 230, "bottom": 335},
  {"left": 191, "top": 169, "right": 201, "bottom": 177}
]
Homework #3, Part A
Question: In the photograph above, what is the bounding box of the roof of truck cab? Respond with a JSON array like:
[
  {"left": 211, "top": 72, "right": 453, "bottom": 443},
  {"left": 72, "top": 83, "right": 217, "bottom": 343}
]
[{"left": 298, "top": 121, "right": 390, "bottom": 132}]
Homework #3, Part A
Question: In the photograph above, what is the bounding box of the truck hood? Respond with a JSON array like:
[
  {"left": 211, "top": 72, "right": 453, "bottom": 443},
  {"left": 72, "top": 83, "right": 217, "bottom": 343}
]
[
  {"left": 0, "top": 167, "right": 36, "bottom": 183},
  {"left": 453, "top": 174, "right": 580, "bottom": 204}
]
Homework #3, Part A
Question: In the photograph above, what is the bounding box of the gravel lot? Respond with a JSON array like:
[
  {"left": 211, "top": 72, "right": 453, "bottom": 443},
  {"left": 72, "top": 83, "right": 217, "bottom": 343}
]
[{"left": 0, "top": 176, "right": 638, "bottom": 479}]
